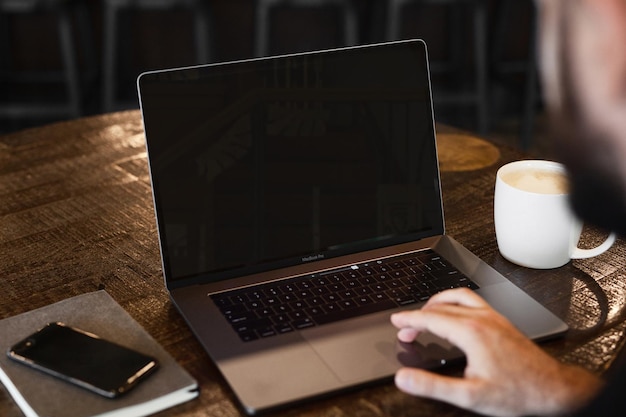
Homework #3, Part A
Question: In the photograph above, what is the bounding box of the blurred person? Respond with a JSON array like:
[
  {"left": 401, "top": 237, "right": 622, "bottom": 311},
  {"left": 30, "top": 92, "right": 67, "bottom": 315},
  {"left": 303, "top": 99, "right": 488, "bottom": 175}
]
[{"left": 391, "top": 0, "right": 626, "bottom": 416}]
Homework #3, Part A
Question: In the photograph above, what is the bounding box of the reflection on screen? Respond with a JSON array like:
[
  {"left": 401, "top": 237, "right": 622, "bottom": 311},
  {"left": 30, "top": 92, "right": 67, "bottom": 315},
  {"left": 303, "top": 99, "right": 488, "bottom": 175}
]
[{"left": 139, "top": 41, "right": 443, "bottom": 285}]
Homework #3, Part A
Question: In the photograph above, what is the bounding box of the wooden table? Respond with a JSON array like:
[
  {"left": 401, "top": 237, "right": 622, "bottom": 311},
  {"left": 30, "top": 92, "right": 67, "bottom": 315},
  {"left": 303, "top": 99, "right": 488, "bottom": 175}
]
[{"left": 1, "top": 110, "right": 625, "bottom": 417}]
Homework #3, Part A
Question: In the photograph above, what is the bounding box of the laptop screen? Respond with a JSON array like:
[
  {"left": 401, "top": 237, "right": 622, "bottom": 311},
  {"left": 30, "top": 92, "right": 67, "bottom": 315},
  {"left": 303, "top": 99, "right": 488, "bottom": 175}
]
[{"left": 138, "top": 40, "right": 443, "bottom": 287}]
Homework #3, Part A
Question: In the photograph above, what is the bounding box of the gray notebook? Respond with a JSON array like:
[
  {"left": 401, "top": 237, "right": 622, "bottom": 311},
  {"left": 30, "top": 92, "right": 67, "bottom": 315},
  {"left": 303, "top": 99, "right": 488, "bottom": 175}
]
[{"left": 0, "top": 291, "right": 198, "bottom": 417}]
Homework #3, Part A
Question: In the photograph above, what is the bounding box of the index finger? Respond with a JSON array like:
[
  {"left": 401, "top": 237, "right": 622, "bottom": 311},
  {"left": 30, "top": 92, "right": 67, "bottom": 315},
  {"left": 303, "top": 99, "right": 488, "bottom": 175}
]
[
  {"left": 423, "top": 287, "right": 489, "bottom": 309},
  {"left": 390, "top": 306, "right": 471, "bottom": 349},
  {"left": 390, "top": 289, "right": 492, "bottom": 349}
]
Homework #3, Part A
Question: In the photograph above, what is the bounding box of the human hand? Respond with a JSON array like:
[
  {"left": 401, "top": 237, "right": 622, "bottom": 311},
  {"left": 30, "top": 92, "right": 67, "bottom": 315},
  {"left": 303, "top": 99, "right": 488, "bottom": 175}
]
[{"left": 391, "top": 288, "right": 603, "bottom": 417}]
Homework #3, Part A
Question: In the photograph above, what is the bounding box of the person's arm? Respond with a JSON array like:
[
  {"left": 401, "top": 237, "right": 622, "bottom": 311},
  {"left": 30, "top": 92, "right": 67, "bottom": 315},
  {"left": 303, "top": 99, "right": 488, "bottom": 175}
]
[{"left": 391, "top": 288, "right": 603, "bottom": 417}]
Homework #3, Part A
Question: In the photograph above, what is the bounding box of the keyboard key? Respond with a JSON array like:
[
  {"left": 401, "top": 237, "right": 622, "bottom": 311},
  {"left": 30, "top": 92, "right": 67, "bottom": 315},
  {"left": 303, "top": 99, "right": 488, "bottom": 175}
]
[
  {"left": 322, "top": 293, "right": 341, "bottom": 303},
  {"left": 293, "top": 318, "right": 315, "bottom": 329},
  {"left": 355, "top": 286, "right": 372, "bottom": 295},
  {"left": 264, "top": 287, "right": 281, "bottom": 297},
  {"left": 258, "top": 327, "right": 276, "bottom": 338},
  {"left": 228, "top": 313, "right": 257, "bottom": 324},
  {"left": 279, "top": 293, "right": 297, "bottom": 303},
  {"left": 246, "top": 290, "right": 263, "bottom": 300},
  {"left": 306, "top": 307, "right": 325, "bottom": 316},
  {"left": 275, "top": 304, "right": 291, "bottom": 313},
  {"left": 295, "top": 281, "right": 313, "bottom": 290},
  {"left": 358, "top": 276, "right": 375, "bottom": 286},
  {"left": 238, "top": 332, "right": 258, "bottom": 342},
  {"left": 220, "top": 304, "right": 247, "bottom": 316},
  {"left": 388, "top": 261, "right": 406, "bottom": 270},
  {"left": 276, "top": 323, "right": 294, "bottom": 334},
  {"left": 310, "top": 286, "right": 329, "bottom": 295},
  {"left": 339, "top": 299, "right": 357, "bottom": 309},
  {"left": 212, "top": 294, "right": 232, "bottom": 308},
  {"left": 345, "top": 279, "right": 360, "bottom": 288},
  {"left": 289, "top": 310, "right": 307, "bottom": 320},
  {"left": 271, "top": 314, "right": 290, "bottom": 324},
  {"left": 239, "top": 317, "right": 272, "bottom": 332},
  {"left": 246, "top": 301, "right": 263, "bottom": 310},
  {"left": 396, "top": 295, "right": 418, "bottom": 306},
  {"left": 356, "top": 295, "right": 374, "bottom": 305},
  {"left": 290, "top": 300, "right": 308, "bottom": 310},
  {"left": 371, "top": 283, "right": 388, "bottom": 292},
  {"left": 323, "top": 302, "right": 340, "bottom": 312},
  {"left": 327, "top": 283, "right": 345, "bottom": 292},
  {"left": 279, "top": 283, "right": 297, "bottom": 293}
]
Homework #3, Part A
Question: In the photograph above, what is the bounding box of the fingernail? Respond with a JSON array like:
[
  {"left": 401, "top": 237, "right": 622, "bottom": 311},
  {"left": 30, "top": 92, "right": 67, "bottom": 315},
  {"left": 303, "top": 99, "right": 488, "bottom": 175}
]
[{"left": 395, "top": 368, "right": 409, "bottom": 390}]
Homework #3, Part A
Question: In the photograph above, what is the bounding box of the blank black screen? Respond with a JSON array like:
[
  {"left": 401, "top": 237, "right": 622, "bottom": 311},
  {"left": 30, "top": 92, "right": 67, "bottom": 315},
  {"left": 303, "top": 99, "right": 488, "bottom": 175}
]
[
  {"left": 10, "top": 323, "right": 156, "bottom": 395},
  {"left": 138, "top": 40, "right": 443, "bottom": 285}
]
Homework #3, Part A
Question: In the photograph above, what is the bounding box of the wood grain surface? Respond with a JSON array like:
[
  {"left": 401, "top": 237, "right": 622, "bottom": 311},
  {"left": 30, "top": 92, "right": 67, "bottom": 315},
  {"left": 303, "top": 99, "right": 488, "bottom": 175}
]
[{"left": 1, "top": 110, "right": 625, "bottom": 417}]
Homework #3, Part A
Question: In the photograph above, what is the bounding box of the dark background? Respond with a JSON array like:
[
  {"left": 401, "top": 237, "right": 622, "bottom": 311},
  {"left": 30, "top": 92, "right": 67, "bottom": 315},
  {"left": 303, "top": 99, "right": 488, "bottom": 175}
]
[{"left": 0, "top": 0, "right": 538, "bottom": 149}]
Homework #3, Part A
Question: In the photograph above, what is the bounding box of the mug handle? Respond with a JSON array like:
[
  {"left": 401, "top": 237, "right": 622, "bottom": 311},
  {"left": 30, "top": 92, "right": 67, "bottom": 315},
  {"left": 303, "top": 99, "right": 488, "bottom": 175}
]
[{"left": 571, "top": 232, "right": 617, "bottom": 259}]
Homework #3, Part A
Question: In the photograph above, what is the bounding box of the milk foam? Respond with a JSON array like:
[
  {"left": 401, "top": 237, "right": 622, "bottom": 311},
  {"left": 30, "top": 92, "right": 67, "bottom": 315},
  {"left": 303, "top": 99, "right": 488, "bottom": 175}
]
[{"left": 501, "top": 169, "right": 568, "bottom": 194}]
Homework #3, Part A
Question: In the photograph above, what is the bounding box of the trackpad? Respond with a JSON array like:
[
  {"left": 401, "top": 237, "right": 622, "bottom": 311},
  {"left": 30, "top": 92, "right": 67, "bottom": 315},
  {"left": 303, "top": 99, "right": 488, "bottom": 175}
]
[
  {"left": 396, "top": 331, "right": 464, "bottom": 368},
  {"left": 303, "top": 314, "right": 464, "bottom": 383}
]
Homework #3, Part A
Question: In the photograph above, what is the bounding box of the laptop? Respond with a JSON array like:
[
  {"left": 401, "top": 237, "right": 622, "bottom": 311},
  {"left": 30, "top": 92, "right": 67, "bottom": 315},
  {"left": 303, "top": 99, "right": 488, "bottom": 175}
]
[{"left": 137, "top": 39, "right": 568, "bottom": 414}]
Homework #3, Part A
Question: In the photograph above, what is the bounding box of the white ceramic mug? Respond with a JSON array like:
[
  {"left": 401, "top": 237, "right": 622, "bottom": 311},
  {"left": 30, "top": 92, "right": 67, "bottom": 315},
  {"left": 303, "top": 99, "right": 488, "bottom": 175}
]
[{"left": 494, "top": 160, "right": 616, "bottom": 269}]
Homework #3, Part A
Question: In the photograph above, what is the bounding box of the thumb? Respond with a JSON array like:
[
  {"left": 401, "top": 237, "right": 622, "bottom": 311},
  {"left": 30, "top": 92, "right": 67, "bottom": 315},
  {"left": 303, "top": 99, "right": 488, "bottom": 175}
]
[{"left": 395, "top": 367, "right": 477, "bottom": 407}]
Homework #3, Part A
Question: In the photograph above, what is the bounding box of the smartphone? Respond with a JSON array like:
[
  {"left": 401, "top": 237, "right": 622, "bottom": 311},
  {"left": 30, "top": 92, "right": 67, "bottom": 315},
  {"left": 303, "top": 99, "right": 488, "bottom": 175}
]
[{"left": 7, "top": 322, "right": 159, "bottom": 398}]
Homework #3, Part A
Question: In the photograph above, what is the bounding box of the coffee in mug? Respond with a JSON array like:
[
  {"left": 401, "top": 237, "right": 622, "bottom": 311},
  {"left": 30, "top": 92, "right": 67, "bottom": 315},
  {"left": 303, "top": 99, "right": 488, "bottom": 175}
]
[
  {"left": 500, "top": 168, "right": 568, "bottom": 195},
  {"left": 494, "top": 160, "right": 615, "bottom": 269}
]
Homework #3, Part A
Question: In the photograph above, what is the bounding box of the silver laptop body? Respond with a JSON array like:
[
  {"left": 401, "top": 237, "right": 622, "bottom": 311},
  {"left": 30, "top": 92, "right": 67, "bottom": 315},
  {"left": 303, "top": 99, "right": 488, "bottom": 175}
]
[{"left": 137, "top": 39, "right": 568, "bottom": 415}]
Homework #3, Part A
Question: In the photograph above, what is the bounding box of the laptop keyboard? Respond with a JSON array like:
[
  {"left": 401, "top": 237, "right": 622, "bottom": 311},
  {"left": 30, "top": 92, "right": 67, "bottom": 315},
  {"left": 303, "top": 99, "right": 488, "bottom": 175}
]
[{"left": 211, "top": 250, "right": 479, "bottom": 342}]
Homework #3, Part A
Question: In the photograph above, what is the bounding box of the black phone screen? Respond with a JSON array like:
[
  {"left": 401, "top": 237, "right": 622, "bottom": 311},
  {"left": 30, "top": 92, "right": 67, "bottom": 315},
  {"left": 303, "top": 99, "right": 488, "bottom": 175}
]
[{"left": 7, "top": 322, "right": 158, "bottom": 398}]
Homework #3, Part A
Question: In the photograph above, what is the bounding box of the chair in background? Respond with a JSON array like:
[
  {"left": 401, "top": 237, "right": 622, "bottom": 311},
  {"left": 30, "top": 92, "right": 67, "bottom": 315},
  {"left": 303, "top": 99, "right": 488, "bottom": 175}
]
[
  {"left": 0, "top": 0, "right": 92, "bottom": 125},
  {"left": 490, "top": 0, "right": 538, "bottom": 150},
  {"left": 254, "top": 0, "right": 359, "bottom": 57},
  {"left": 101, "top": 0, "right": 213, "bottom": 112},
  {"left": 385, "top": 0, "right": 489, "bottom": 135}
]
